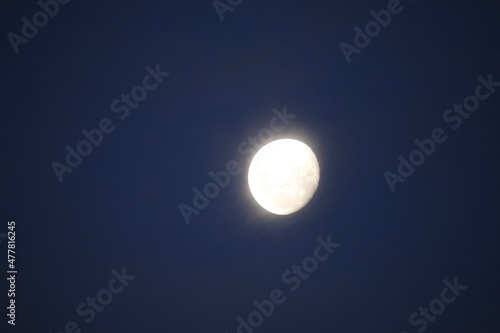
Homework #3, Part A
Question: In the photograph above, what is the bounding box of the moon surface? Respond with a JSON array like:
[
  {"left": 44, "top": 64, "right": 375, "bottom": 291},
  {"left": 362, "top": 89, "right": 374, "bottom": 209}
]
[{"left": 248, "top": 139, "right": 320, "bottom": 215}]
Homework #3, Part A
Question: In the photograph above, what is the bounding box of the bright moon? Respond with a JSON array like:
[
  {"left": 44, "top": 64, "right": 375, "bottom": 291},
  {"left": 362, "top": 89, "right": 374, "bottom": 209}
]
[{"left": 248, "top": 139, "right": 320, "bottom": 215}]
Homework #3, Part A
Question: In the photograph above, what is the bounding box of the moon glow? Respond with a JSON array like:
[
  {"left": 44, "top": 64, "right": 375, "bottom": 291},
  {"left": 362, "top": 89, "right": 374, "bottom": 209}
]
[{"left": 248, "top": 139, "right": 320, "bottom": 215}]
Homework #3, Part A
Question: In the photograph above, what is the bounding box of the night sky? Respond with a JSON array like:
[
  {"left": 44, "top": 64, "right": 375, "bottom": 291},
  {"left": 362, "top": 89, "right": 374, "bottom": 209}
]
[{"left": 1, "top": 0, "right": 500, "bottom": 332}]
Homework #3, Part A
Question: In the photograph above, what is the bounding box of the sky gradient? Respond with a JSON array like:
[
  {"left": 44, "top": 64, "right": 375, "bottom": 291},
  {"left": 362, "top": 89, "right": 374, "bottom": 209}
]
[{"left": 1, "top": 0, "right": 500, "bottom": 332}]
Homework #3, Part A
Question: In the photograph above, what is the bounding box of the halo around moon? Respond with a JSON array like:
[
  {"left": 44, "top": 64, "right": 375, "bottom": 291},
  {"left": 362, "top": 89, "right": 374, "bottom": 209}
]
[{"left": 248, "top": 139, "right": 320, "bottom": 215}]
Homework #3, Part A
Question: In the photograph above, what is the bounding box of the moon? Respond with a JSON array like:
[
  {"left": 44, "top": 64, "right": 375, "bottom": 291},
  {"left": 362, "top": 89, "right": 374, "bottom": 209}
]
[{"left": 248, "top": 139, "right": 320, "bottom": 215}]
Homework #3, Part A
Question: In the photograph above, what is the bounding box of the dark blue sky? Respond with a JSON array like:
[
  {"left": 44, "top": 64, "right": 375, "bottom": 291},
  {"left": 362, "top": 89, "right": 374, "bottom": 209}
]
[{"left": 1, "top": 0, "right": 500, "bottom": 332}]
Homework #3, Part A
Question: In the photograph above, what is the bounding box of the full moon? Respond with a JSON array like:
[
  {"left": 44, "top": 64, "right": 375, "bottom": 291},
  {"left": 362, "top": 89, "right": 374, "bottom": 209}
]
[{"left": 248, "top": 139, "right": 320, "bottom": 215}]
